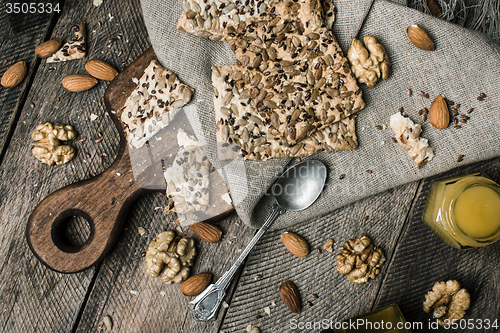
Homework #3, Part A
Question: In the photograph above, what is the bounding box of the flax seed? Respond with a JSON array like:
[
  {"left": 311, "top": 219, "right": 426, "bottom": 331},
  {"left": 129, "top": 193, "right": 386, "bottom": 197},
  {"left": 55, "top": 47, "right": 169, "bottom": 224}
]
[{"left": 457, "top": 155, "right": 464, "bottom": 162}]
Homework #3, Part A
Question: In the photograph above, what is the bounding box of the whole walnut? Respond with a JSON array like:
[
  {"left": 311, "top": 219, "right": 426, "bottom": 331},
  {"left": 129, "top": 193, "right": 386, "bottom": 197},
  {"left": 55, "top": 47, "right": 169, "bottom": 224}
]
[
  {"left": 31, "top": 122, "right": 77, "bottom": 166},
  {"left": 145, "top": 231, "right": 197, "bottom": 284},
  {"left": 347, "top": 36, "right": 391, "bottom": 87},
  {"left": 423, "top": 280, "right": 471, "bottom": 326},
  {"left": 334, "top": 235, "right": 386, "bottom": 284}
]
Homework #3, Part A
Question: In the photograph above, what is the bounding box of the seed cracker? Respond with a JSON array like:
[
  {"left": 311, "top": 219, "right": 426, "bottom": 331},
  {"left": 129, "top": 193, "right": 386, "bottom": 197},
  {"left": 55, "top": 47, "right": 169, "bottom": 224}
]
[
  {"left": 121, "top": 60, "right": 194, "bottom": 148},
  {"left": 177, "top": 0, "right": 335, "bottom": 41},
  {"left": 210, "top": 0, "right": 363, "bottom": 160},
  {"left": 47, "top": 23, "right": 86, "bottom": 63},
  {"left": 214, "top": 65, "right": 358, "bottom": 160},
  {"left": 164, "top": 129, "right": 211, "bottom": 215},
  {"left": 390, "top": 112, "right": 434, "bottom": 168}
]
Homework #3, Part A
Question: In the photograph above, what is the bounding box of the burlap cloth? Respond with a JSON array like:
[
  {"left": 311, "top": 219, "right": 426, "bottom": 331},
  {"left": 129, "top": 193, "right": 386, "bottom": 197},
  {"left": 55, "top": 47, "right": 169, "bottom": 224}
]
[{"left": 140, "top": 0, "right": 500, "bottom": 229}]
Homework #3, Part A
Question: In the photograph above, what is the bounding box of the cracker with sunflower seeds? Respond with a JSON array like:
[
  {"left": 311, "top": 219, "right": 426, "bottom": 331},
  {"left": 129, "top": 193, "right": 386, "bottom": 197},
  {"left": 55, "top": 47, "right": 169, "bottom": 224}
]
[
  {"left": 211, "top": 0, "right": 363, "bottom": 160},
  {"left": 176, "top": 0, "right": 338, "bottom": 41},
  {"left": 213, "top": 65, "right": 358, "bottom": 160}
]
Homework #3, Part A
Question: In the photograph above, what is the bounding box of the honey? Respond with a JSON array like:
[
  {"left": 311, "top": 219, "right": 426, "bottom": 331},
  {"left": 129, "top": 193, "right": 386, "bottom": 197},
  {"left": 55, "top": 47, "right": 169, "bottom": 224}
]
[
  {"left": 422, "top": 174, "right": 500, "bottom": 249},
  {"left": 454, "top": 186, "right": 500, "bottom": 238}
]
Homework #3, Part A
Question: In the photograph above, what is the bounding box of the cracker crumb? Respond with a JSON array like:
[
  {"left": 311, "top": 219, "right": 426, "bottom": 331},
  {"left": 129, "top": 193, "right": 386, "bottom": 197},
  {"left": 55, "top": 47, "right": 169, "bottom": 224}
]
[
  {"left": 130, "top": 290, "right": 139, "bottom": 295},
  {"left": 90, "top": 114, "right": 98, "bottom": 121},
  {"left": 137, "top": 227, "right": 145, "bottom": 236},
  {"left": 264, "top": 306, "right": 271, "bottom": 315},
  {"left": 221, "top": 193, "right": 232, "bottom": 205},
  {"left": 160, "top": 291, "right": 166, "bottom": 296},
  {"left": 93, "top": 0, "right": 103, "bottom": 6},
  {"left": 222, "top": 301, "right": 229, "bottom": 308}
]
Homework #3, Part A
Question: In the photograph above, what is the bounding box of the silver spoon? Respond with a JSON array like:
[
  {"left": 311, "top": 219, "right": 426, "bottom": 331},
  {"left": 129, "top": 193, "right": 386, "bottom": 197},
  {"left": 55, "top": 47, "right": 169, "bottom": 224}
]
[{"left": 189, "top": 160, "right": 327, "bottom": 321}]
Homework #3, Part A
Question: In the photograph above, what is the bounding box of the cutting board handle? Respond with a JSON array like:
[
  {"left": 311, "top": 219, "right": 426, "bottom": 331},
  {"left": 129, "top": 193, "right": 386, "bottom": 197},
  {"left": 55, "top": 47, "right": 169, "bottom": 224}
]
[{"left": 26, "top": 145, "right": 144, "bottom": 273}]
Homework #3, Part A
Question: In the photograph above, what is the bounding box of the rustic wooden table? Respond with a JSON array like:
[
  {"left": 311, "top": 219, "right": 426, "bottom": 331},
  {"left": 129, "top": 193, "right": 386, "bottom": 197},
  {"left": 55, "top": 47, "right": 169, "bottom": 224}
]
[{"left": 0, "top": 1, "right": 499, "bottom": 332}]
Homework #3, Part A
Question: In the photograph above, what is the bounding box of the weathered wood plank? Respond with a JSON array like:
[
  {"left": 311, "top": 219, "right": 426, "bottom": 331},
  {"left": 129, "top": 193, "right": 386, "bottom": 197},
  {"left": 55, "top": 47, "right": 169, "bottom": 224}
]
[
  {"left": 0, "top": 0, "right": 150, "bottom": 331},
  {"left": 74, "top": 205, "right": 255, "bottom": 332},
  {"left": 0, "top": 0, "right": 58, "bottom": 162},
  {"left": 372, "top": 157, "right": 500, "bottom": 332},
  {"left": 219, "top": 181, "right": 419, "bottom": 333}
]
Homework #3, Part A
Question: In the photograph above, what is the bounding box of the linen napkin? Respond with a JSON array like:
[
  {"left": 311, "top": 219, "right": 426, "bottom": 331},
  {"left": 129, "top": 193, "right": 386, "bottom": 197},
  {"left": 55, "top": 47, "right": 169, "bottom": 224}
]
[{"left": 139, "top": 0, "right": 500, "bottom": 229}]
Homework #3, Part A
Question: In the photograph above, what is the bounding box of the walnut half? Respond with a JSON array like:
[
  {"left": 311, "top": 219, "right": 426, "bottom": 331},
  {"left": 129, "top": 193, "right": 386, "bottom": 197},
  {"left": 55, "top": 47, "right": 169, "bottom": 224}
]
[
  {"left": 347, "top": 36, "right": 391, "bottom": 87},
  {"left": 31, "top": 122, "right": 77, "bottom": 166},
  {"left": 145, "top": 230, "right": 197, "bottom": 284},
  {"left": 423, "top": 280, "right": 471, "bottom": 327},
  {"left": 334, "top": 235, "right": 386, "bottom": 284}
]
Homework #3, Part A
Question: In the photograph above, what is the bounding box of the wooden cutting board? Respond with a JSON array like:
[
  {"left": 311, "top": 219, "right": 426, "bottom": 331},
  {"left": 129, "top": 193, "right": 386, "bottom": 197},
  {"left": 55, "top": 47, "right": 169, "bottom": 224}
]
[{"left": 26, "top": 47, "right": 234, "bottom": 274}]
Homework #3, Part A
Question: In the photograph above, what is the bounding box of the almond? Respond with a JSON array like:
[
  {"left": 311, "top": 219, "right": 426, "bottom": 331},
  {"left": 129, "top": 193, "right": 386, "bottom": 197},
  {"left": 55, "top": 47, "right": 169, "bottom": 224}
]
[
  {"left": 190, "top": 222, "right": 222, "bottom": 243},
  {"left": 279, "top": 280, "right": 301, "bottom": 313},
  {"left": 407, "top": 25, "right": 435, "bottom": 51},
  {"left": 35, "top": 39, "right": 62, "bottom": 58},
  {"left": 180, "top": 273, "right": 212, "bottom": 296},
  {"left": 85, "top": 59, "right": 118, "bottom": 81},
  {"left": 62, "top": 74, "right": 98, "bottom": 92},
  {"left": 281, "top": 231, "right": 309, "bottom": 258},
  {"left": 429, "top": 95, "right": 450, "bottom": 129},
  {"left": 1, "top": 61, "right": 28, "bottom": 88}
]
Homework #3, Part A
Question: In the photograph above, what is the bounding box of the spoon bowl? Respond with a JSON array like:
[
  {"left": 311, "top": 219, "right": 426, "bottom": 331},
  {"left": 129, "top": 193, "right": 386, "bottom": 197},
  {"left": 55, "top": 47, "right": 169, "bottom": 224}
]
[{"left": 273, "top": 160, "right": 327, "bottom": 211}]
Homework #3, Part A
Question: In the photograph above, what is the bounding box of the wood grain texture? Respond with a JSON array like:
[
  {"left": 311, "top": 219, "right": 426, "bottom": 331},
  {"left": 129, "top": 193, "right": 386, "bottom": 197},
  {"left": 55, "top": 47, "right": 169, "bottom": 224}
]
[
  {"left": 0, "top": 0, "right": 149, "bottom": 331},
  {"left": 74, "top": 206, "right": 255, "bottom": 333},
  {"left": 372, "top": 157, "right": 500, "bottom": 332},
  {"left": 0, "top": 0, "right": 58, "bottom": 162},
  {"left": 26, "top": 139, "right": 145, "bottom": 273},
  {"left": 220, "top": 182, "right": 419, "bottom": 333}
]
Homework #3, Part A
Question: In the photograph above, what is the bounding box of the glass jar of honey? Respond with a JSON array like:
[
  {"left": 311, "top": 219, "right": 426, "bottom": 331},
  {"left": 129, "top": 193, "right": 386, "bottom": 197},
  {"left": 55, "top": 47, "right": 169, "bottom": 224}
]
[{"left": 422, "top": 174, "right": 500, "bottom": 249}]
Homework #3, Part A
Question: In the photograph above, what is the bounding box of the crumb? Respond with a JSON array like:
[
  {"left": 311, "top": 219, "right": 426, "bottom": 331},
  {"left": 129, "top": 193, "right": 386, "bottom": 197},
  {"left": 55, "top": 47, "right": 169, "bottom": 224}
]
[{"left": 221, "top": 193, "right": 232, "bottom": 205}]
